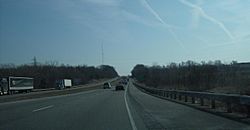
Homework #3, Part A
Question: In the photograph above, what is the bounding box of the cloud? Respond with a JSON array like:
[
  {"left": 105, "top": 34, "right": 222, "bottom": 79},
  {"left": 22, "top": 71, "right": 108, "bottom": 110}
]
[
  {"left": 139, "top": 0, "right": 185, "bottom": 49},
  {"left": 139, "top": 0, "right": 172, "bottom": 28},
  {"left": 208, "top": 34, "right": 250, "bottom": 48},
  {"left": 190, "top": 0, "right": 203, "bottom": 28},
  {"left": 191, "top": 8, "right": 200, "bottom": 28},
  {"left": 121, "top": 10, "right": 156, "bottom": 27},
  {"left": 179, "top": 0, "right": 234, "bottom": 39}
]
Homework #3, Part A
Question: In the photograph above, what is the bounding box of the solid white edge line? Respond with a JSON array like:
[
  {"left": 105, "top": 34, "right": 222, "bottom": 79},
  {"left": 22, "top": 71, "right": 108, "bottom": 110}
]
[
  {"left": 124, "top": 82, "right": 138, "bottom": 130},
  {"left": 32, "top": 105, "right": 54, "bottom": 112}
]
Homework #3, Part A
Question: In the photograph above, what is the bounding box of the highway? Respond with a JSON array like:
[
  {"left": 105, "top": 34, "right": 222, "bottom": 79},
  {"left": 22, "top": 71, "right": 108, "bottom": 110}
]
[{"left": 0, "top": 81, "right": 249, "bottom": 130}]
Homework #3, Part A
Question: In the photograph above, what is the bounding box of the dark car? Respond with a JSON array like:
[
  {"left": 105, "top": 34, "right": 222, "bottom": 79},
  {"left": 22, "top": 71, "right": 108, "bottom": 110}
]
[
  {"left": 115, "top": 85, "right": 124, "bottom": 91},
  {"left": 103, "top": 82, "right": 112, "bottom": 89}
]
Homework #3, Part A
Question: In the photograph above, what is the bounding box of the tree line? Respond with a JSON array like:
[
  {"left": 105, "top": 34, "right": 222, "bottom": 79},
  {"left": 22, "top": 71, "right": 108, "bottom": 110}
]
[
  {"left": 131, "top": 60, "right": 250, "bottom": 95},
  {"left": 0, "top": 64, "right": 118, "bottom": 89}
]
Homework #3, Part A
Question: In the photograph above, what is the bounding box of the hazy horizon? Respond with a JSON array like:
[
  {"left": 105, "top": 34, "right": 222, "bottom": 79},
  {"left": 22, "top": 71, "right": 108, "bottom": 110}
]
[{"left": 1, "top": 0, "right": 250, "bottom": 75}]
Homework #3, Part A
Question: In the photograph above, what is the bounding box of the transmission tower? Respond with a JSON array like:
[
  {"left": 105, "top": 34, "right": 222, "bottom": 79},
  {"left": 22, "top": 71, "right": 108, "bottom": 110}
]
[
  {"left": 101, "top": 43, "right": 104, "bottom": 65},
  {"left": 32, "top": 56, "right": 37, "bottom": 66}
]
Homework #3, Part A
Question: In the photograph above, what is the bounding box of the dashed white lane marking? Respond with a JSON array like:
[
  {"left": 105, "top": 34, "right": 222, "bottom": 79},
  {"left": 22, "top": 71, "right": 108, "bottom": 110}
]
[
  {"left": 32, "top": 105, "right": 54, "bottom": 112},
  {"left": 124, "top": 82, "right": 138, "bottom": 130}
]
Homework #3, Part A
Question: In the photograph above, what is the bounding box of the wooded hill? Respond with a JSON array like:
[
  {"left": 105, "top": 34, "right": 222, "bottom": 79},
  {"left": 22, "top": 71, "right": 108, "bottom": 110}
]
[
  {"left": 131, "top": 61, "right": 250, "bottom": 95},
  {"left": 0, "top": 64, "right": 118, "bottom": 89}
]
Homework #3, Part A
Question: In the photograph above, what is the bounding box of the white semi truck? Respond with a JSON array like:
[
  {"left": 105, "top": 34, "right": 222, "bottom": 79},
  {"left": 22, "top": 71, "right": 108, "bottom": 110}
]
[
  {"left": 0, "top": 77, "right": 34, "bottom": 95},
  {"left": 55, "top": 79, "right": 72, "bottom": 90}
]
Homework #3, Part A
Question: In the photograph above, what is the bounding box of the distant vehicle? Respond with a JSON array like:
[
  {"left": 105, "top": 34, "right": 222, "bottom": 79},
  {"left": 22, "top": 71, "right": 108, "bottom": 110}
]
[
  {"left": 115, "top": 85, "right": 124, "bottom": 91},
  {"left": 0, "top": 77, "right": 34, "bottom": 95},
  {"left": 103, "top": 82, "right": 112, "bottom": 89},
  {"left": 123, "top": 81, "right": 128, "bottom": 85},
  {"left": 119, "top": 80, "right": 128, "bottom": 85},
  {"left": 56, "top": 79, "right": 72, "bottom": 90}
]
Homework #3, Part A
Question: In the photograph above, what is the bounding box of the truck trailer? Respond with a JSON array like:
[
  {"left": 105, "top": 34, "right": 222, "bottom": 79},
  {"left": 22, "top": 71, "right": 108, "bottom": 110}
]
[
  {"left": 0, "top": 77, "right": 34, "bottom": 95},
  {"left": 55, "top": 79, "right": 72, "bottom": 90}
]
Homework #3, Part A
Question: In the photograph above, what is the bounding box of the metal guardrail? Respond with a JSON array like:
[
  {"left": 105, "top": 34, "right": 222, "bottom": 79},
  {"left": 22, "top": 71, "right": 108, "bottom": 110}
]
[{"left": 133, "top": 82, "right": 250, "bottom": 116}]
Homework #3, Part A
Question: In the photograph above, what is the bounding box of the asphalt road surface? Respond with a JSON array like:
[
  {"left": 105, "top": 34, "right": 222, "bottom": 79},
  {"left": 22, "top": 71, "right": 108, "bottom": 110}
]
[{"left": 0, "top": 81, "right": 249, "bottom": 130}]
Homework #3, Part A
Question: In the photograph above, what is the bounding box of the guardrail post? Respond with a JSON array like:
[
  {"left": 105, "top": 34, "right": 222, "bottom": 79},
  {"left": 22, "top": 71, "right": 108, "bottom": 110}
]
[
  {"left": 200, "top": 98, "right": 204, "bottom": 106},
  {"left": 191, "top": 97, "right": 195, "bottom": 104},
  {"left": 185, "top": 96, "right": 188, "bottom": 102},
  {"left": 135, "top": 83, "right": 250, "bottom": 117},
  {"left": 246, "top": 105, "right": 250, "bottom": 117},
  {"left": 178, "top": 95, "right": 182, "bottom": 100},
  {"left": 226, "top": 102, "right": 232, "bottom": 113},
  {"left": 211, "top": 100, "right": 215, "bottom": 109}
]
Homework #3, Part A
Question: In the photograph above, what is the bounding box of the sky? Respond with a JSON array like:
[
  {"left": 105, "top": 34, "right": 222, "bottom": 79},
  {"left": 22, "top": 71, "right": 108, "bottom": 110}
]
[{"left": 0, "top": 0, "right": 250, "bottom": 75}]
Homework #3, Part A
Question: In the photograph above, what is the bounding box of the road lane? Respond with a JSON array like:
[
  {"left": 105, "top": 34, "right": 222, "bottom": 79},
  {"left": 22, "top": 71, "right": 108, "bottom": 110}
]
[
  {"left": 1, "top": 80, "right": 250, "bottom": 130},
  {"left": 0, "top": 88, "right": 133, "bottom": 130},
  {"left": 0, "top": 90, "right": 100, "bottom": 127},
  {"left": 128, "top": 81, "right": 250, "bottom": 129}
]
